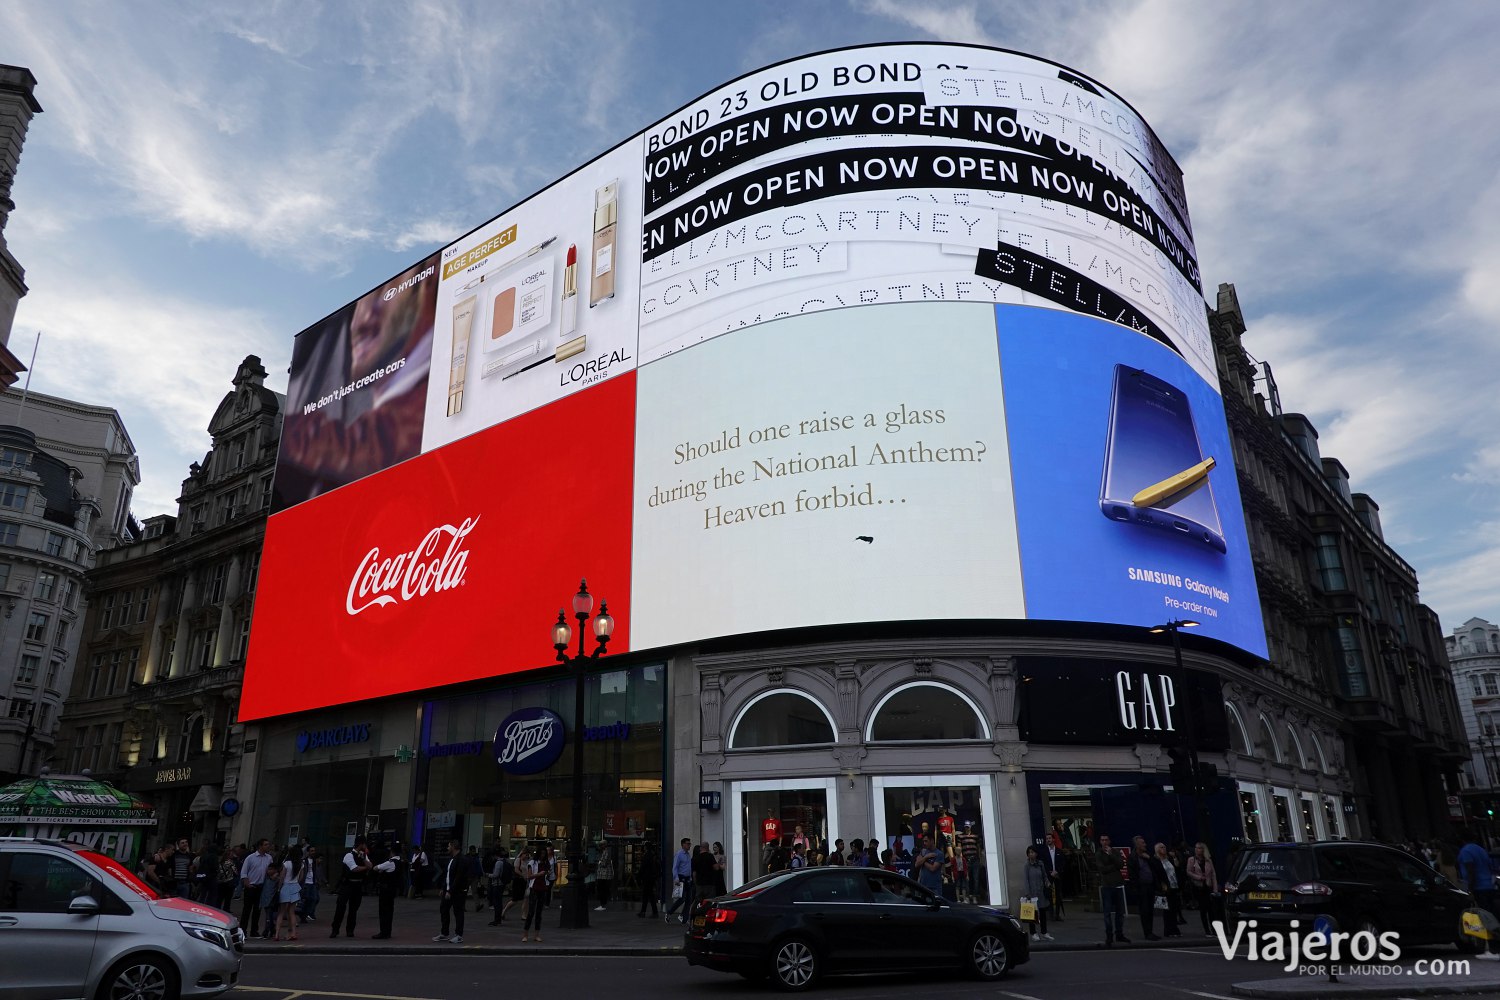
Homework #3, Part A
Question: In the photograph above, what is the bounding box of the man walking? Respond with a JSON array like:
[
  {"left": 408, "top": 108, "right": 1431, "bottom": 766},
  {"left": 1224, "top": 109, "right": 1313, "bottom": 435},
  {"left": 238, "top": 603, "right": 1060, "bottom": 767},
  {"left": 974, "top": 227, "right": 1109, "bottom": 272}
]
[
  {"left": 636, "top": 839, "right": 661, "bottom": 918},
  {"left": 1091, "top": 834, "right": 1130, "bottom": 946},
  {"left": 1459, "top": 829, "right": 1500, "bottom": 961},
  {"left": 238, "top": 839, "right": 273, "bottom": 936},
  {"left": 664, "top": 837, "right": 693, "bottom": 924},
  {"left": 434, "top": 840, "right": 469, "bottom": 943},
  {"left": 1132, "top": 836, "right": 1160, "bottom": 941},
  {"left": 329, "top": 837, "right": 372, "bottom": 938},
  {"left": 297, "top": 846, "right": 322, "bottom": 923}
]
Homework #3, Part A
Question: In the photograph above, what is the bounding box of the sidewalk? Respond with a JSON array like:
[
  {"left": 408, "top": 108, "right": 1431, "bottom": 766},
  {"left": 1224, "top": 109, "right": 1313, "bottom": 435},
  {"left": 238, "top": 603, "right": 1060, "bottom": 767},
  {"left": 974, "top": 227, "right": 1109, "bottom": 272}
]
[{"left": 241, "top": 895, "right": 1216, "bottom": 956}]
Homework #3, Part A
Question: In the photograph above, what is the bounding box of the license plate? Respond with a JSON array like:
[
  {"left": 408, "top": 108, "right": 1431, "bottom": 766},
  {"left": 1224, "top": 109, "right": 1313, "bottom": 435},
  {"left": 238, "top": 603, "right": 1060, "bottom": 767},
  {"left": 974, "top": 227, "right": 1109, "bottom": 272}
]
[
  {"left": 1248, "top": 891, "right": 1282, "bottom": 901},
  {"left": 692, "top": 916, "right": 706, "bottom": 928}
]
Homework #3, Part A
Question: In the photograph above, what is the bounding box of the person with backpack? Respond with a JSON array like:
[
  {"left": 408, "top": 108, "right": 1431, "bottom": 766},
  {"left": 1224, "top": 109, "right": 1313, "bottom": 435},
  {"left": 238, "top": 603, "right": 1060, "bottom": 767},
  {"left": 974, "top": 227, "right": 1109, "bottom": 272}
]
[
  {"left": 487, "top": 846, "right": 513, "bottom": 925},
  {"left": 211, "top": 848, "right": 238, "bottom": 911}
]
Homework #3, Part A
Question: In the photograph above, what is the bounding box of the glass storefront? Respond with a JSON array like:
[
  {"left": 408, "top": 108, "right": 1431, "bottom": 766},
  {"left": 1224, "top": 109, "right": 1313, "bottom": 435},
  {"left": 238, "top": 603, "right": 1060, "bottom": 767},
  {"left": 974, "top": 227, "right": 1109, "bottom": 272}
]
[
  {"left": 872, "top": 775, "right": 1002, "bottom": 905},
  {"left": 1240, "top": 788, "right": 1262, "bottom": 841},
  {"left": 419, "top": 663, "right": 665, "bottom": 902},
  {"left": 742, "top": 786, "right": 831, "bottom": 880}
]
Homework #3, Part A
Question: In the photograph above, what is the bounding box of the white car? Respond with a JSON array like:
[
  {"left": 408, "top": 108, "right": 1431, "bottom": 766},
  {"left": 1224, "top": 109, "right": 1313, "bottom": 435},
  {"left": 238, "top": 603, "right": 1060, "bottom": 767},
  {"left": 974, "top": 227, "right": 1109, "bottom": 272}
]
[{"left": 0, "top": 837, "right": 244, "bottom": 1000}]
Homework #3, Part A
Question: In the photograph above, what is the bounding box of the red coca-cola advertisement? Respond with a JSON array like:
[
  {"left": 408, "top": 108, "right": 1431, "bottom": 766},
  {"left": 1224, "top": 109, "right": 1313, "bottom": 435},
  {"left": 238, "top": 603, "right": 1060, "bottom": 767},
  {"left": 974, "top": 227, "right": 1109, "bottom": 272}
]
[{"left": 241, "top": 373, "right": 636, "bottom": 721}]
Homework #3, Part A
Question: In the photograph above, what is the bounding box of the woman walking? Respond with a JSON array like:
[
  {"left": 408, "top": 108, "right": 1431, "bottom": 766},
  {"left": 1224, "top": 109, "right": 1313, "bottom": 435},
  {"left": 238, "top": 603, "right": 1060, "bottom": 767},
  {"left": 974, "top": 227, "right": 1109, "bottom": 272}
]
[
  {"left": 521, "top": 849, "right": 548, "bottom": 943},
  {"left": 593, "top": 846, "right": 615, "bottom": 911},
  {"left": 503, "top": 848, "right": 528, "bottom": 924},
  {"left": 1022, "top": 845, "right": 1054, "bottom": 941},
  {"left": 1186, "top": 842, "right": 1218, "bottom": 935},
  {"left": 273, "top": 846, "right": 303, "bottom": 941}
]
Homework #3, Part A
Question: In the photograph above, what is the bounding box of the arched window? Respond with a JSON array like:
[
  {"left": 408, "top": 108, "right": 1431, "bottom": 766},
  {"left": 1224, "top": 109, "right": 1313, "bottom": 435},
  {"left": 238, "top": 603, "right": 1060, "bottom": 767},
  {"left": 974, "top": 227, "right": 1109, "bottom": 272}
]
[
  {"left": 1257, "top": 716, "right": 1283, "bottom": 763},
  {"left": 1225, "top": 702, "right": 1251, "bottom": 754},
  {"left": 1285, "top": 726, "right": 1307, "bottom": 769},
  {"left": 867, "top": 682, "right": 988, "bottom": 742},
  {"left": 1310, "top": 733, "right": 1331, "bottom": 774},
  {"left": 727, "top": 691, "right": 835, "bottom": 749}
]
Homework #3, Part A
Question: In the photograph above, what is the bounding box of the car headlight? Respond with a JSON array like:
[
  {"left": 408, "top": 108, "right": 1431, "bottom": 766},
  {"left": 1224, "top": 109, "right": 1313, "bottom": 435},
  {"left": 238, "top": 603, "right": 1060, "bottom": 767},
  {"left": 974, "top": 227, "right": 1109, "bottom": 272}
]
[{"left": 181, "top": 922, "right": 232, "bottom": 950}]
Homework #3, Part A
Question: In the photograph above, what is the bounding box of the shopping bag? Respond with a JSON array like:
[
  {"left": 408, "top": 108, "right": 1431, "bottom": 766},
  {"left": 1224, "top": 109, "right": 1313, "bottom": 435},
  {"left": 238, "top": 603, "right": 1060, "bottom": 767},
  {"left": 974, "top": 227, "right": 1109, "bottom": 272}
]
[
  {"left": 1153, "top": 895, "right": 1169, "bottom": 911},
  {"left": 1462, "top": 907, "right": 1499, "bottom": 941},
  {"left": 671, "top": 881, "right": 684, "bottom": 901},
  {"left": 1018, "top": 896, "right": 1037, "bottom": 922}
]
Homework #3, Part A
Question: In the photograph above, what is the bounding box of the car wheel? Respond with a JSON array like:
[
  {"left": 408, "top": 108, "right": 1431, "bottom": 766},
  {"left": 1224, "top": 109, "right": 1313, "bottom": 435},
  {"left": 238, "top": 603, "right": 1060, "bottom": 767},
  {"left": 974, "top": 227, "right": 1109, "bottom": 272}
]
[
  {"left": 99, "top": 956, "right": 178, "bottom": 1000},
  {"left": 769, "top": 937, "right": 819, "bottom": 992},
  {"left": 969, "top": 929, "right": 1010, "bottom": 980},
  {"left": 1356, "top": 916, "right": 1381, "bottom": 937}
]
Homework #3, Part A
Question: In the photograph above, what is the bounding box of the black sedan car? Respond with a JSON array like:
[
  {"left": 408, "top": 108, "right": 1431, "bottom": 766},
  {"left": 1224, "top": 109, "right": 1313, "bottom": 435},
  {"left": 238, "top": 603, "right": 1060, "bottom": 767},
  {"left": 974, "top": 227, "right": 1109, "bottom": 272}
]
[
  {"left": 1224, "top": 841, "right": 1474, "bottom": 949},
  {"left": 684, "top": 866, "right": 1029, "bottom": 991}
]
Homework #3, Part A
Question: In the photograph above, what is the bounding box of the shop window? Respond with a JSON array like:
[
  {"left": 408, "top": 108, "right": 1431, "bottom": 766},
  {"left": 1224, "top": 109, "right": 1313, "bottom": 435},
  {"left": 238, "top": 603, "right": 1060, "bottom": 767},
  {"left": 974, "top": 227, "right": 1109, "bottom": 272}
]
[
  {"left": 1240, "top": 789, "right": 1262, "bottom": 841},
  {"left": 867, "top": 682, "right": 986, "bottom": 742},
  {"left": 728, "top": 691, "right": 835, "bottom": 749},
  {"left": 873, "top": 775, "right": 999, "bottom": 905},
  {"left": 1299, "top": 796, "right": 1318, "bottom": 840},
  {"left": 1322, "top": 795, "right": 1343, "bottom": 838},
  {"left": 1272, "top": 794, "right": 1294, "bottom": 841},
  {"left": 740, "top": 782, "right": 835, "bottom": 885}
]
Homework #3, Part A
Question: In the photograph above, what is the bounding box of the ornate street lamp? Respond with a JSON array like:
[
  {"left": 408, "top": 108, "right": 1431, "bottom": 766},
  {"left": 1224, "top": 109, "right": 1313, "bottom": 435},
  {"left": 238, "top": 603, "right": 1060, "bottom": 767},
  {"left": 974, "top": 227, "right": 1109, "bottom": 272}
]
[{"left": 552, "top": 578, "right": 613, "bottom": 929}]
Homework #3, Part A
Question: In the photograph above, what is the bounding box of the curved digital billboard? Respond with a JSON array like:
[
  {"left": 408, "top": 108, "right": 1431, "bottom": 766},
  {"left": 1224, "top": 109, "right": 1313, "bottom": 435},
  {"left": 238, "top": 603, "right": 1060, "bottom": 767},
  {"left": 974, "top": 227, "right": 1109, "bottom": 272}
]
[{"left": 243, "top": 42, "right": 1265, "bottom": 723}]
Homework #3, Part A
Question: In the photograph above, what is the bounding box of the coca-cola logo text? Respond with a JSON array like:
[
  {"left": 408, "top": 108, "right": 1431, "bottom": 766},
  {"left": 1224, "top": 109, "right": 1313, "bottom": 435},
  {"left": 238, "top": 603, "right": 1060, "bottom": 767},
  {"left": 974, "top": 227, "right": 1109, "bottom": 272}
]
[
  {"left": 346, "top": 517, "right": 478, "bottom": 616},
  {"left": 494, "top": 707, "right": 566, "bottom": 775}
]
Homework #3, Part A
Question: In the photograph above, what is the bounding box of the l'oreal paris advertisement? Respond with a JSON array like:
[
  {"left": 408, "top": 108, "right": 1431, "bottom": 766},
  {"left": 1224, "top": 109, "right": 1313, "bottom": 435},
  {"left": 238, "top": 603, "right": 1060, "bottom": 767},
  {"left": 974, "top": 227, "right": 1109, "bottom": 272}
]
[{"left": 245, "top": 42, "right": 1264, "bottom": 722}]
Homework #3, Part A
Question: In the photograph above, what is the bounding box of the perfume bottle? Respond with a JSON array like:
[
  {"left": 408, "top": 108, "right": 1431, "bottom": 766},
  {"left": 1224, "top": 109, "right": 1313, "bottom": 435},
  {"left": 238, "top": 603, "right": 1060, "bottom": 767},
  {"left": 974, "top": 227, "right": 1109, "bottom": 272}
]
[{"left": 589, "top": 180, "right": 618, "bottom": 307}]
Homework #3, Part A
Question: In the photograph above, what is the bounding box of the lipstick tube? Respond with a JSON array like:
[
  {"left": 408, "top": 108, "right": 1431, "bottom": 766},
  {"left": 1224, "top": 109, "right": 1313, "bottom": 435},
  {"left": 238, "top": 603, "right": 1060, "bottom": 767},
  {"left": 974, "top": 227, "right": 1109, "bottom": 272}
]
[{"left": 560, "top": 243, "right": 578, "bottom": 337}]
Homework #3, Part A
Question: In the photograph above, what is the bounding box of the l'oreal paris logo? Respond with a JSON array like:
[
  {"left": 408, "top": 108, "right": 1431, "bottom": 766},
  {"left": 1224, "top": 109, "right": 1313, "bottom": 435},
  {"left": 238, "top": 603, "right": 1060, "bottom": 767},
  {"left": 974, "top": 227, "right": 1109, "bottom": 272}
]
[
  {"left": 1115, "top": 670, "right": 1176, "bottom": 732},
  {"left": 382, "top": 264, "right": 436, "bottom": 301},
  {"left": 346, "top": 517, "right": 479, "bottom": 616},
  {"left": 495, "top": 708, "right": 566, "bottom": 775}
]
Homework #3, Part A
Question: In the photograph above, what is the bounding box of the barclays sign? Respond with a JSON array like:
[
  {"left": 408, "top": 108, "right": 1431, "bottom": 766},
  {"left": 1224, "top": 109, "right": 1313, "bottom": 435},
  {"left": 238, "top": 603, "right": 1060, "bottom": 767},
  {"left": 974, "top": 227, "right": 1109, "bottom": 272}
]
[
  {"left": 495, "top": 707, "right": 565, "bottom": 775},
  {"left": 296, "top": 723, "right": 372, "bottom": 753}
]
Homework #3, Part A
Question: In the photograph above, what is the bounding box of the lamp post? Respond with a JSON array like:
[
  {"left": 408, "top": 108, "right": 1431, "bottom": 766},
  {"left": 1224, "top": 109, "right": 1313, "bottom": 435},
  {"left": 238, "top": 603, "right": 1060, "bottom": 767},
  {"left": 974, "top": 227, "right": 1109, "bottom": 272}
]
[
  {"left": 1149, "top": 619, "right": 1211, "bottom": 846},
  {"left": 552, "top": 578, "right": 614, "bottom": 930}
]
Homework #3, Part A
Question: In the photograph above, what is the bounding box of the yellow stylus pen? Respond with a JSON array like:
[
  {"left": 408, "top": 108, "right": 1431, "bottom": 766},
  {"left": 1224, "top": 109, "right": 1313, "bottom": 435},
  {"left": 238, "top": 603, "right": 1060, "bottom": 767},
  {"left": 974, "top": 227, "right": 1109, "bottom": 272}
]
[{"left": 1132, "top": 456, "right": 1216, "bottom": 508}]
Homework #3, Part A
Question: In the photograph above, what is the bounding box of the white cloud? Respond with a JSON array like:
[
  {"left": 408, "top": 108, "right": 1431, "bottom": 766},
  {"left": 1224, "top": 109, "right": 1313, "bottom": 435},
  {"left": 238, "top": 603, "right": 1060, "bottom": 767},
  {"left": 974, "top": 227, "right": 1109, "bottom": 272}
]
[{"left": 12, "top": 265, "right": 288, "bottom": 514}]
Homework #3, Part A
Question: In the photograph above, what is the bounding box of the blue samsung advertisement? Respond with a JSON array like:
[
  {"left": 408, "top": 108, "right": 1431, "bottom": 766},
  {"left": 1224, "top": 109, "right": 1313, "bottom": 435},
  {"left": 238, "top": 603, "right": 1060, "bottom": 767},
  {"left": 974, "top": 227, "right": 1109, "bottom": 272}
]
[{"left": 997, "top": 304, "right": 1267, "bottom": 659}]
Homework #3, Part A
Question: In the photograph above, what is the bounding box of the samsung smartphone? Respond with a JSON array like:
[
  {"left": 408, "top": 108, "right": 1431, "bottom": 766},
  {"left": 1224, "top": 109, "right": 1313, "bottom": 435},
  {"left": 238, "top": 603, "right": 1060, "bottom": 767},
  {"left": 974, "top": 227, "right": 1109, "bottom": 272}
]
[{"left": 1099, "top": 364, "right": 1227, "bottom": 553}]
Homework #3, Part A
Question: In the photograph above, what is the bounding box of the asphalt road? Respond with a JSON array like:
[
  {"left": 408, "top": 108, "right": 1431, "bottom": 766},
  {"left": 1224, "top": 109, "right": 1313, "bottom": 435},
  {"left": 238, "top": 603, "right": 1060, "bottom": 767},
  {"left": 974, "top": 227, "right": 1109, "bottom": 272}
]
[{"left": 225, "top": 946, "right": 1500, "bottom": 1000}]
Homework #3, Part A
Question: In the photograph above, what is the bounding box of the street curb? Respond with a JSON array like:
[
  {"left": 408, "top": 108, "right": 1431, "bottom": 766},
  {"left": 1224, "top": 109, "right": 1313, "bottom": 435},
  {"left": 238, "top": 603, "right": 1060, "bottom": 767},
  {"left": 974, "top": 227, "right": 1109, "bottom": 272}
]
[
  {"left": 244, "top": 943, "right": 686, "bottom": 957},
  {"left": 1231, "top": 979, "right": 1500, "bottom": 998},
  {"left": 242, "top": 939, "right": 1212, "bottom": 958}
]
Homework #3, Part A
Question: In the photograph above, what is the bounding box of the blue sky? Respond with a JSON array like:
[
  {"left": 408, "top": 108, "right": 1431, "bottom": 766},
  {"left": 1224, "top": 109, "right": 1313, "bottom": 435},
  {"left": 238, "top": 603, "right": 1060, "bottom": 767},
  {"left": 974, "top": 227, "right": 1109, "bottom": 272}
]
[{"left": 1, "top": 1, "right": 1498, "bottom": 629}]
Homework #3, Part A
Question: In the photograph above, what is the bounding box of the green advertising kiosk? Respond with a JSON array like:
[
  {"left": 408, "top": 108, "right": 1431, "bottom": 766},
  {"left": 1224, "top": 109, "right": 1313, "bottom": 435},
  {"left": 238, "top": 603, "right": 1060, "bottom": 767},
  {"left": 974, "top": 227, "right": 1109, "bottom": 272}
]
[{"left": 0, "top": 771, "right": 157, "bottom": 865}]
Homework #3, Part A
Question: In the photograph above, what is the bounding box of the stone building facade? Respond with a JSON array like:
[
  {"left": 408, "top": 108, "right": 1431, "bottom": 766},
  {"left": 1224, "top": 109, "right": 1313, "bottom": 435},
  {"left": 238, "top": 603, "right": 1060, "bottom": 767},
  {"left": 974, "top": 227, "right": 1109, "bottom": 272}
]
[{"left": 55, "top": 356, "right": 281, "bottom": 844}]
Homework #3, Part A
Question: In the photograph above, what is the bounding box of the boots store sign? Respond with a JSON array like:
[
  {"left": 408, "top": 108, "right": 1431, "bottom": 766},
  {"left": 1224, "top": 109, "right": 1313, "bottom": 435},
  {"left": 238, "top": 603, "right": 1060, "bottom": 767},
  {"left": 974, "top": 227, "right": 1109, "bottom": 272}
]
[
  {"left": 495, "top": 708, "right": 566, "bottom": 775},
  {"left": 1017, "top": 656, "right": 1230, "bottom": 750}
]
